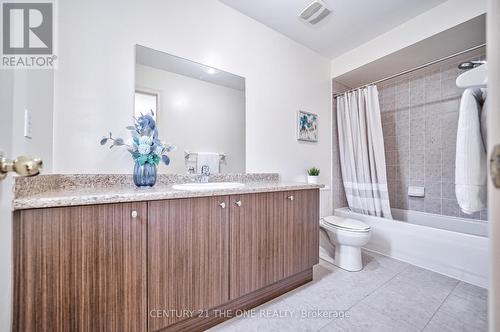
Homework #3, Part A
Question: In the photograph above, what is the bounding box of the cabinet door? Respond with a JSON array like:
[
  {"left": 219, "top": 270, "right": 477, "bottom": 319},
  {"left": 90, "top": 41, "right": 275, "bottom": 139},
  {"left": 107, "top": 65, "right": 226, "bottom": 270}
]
[
  {"left": 283, "top": 189, "right": 319, "bottom": 277},
  {"left": 148, "top": 196, "right": 229, "bottom": 331},
  {"left": 13, "top": 202, "right": 148, "bottom": 332},
  {"left": 229, "top": 192, "right": 284, "bottom": 299}
]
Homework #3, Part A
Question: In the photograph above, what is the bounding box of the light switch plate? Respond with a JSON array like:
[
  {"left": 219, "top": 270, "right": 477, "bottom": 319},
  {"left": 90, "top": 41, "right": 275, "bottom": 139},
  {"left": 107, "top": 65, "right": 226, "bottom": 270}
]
[{"left": 24, "top": 109, "right": 32, "bottom": 139}]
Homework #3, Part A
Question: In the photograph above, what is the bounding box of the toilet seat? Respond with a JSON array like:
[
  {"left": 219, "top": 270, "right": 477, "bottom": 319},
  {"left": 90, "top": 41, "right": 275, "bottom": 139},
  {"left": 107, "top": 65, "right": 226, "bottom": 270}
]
[{"left": 321, "top": 216, "right": 370, "bottom": 233}]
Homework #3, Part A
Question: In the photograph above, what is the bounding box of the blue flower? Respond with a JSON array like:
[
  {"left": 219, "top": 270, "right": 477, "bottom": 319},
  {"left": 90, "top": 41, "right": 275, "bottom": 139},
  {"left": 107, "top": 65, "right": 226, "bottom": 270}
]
[
  {"left": 154, "top": 146, "right": 163, "bottom": 156},
  {"left": 101, "top": 109, "right": 175, "bottom": 167},
  {"left": 137, "top": 114, "right": 156, "bottom": 130}
]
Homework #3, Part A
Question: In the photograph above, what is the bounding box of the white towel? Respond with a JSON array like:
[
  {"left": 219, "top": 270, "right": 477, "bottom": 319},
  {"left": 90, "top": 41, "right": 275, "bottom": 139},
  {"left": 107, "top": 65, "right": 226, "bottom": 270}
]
[
  {"left": 480, "top": 88, "right": 487, "bottom": 149},
  {"left": 196, "top": 152, "right": 220, "bottom": 174},
  {"left": 455, "top": 88, "right": 487, "bottom": 214}
]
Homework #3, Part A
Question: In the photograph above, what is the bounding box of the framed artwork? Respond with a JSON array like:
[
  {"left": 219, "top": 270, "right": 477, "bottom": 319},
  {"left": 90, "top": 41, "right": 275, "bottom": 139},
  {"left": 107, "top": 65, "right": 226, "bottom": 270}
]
[{"left": 297, "top": 111, "right": 318, "bottom": 142}]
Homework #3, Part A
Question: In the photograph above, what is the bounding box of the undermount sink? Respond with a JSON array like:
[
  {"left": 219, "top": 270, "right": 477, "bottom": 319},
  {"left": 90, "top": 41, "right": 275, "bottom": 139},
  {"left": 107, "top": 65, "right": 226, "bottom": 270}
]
[{"left": 172, "top": 182, "right": 245, "bottom": 191}]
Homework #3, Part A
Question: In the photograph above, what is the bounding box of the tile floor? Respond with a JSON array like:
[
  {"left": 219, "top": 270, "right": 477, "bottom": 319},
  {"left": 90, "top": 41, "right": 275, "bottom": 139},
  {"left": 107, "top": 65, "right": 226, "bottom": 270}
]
[{"left": 210, "top": 250, "right": 488, "bottom": 332}]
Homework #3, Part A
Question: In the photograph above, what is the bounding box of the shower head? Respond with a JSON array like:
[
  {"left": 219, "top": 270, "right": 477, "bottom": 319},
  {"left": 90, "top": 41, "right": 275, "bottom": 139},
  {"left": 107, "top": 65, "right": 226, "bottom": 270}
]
[{"left": 458, "top": 60, "right": 486, "bottom": 70}]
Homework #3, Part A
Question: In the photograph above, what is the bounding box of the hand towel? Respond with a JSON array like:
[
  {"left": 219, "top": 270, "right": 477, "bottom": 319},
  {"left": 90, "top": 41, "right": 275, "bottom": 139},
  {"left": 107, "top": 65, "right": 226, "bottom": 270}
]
[{"left": 196, "top": 152, "right": 220, "bottom": 174}]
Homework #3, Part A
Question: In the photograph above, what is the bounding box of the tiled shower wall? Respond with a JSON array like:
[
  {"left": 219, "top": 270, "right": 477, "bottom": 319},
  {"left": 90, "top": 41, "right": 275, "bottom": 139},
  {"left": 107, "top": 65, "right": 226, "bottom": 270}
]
[{"left": 332, "top": 48, "right": 487, "bottom": 220}]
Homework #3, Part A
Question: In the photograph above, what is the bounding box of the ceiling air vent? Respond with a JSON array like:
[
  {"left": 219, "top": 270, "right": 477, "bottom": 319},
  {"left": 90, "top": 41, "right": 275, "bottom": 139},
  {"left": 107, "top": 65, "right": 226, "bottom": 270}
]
[{"left": 299, "top": 0, "right": 331, "bottom": 25}]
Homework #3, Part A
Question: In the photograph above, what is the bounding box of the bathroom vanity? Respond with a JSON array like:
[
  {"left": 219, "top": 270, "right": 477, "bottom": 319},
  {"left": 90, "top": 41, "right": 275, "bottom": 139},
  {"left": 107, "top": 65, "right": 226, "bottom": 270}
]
[{"left": 12, "top": 174, "right": 320, "bottom": 331}]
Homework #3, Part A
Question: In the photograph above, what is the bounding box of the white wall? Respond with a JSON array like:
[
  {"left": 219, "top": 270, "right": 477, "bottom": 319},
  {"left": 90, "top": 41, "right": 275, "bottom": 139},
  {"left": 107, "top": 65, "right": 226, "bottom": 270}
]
[
  {"left": 331, "top": 0, "right": 487, "bottom": 78},
  {"left": 135, "top": 64, "right": 245, "bottom": 174},
  {"left": 53, "top": 0, "right": 331, "bottom": 184},
  {"left": 12, "top": 71, "right": 54, "bottom": 171}
]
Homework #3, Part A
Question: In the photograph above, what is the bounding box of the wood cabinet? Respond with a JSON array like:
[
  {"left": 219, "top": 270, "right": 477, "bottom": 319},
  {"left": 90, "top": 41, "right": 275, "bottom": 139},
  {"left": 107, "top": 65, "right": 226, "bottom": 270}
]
[
  {"left": 284, "top": 189, "right": 320, "bottom": 277},
  {"left": 229, "top": 192, "right": 284, "bottom": 299},
  {"left": 13, "top": 202, "right": 147, "bottom": 332},
  {"left": 13, "top": 188, "right": 319, "bottom": 332},
  {"left": 148, "top": 196, "right": 230, "bottom": 331}
]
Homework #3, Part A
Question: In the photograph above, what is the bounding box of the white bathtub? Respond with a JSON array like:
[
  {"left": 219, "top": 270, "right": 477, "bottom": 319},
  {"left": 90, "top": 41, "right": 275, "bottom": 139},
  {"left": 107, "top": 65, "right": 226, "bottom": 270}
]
[{"left": 334, "top": 207, "right": 489, "bottom": 288}]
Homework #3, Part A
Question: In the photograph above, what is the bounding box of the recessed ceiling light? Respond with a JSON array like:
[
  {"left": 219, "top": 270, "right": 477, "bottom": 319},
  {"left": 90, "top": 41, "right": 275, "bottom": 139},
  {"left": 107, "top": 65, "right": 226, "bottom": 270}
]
[
  {"left": 299, "top": 0, "right": 331, "bottom": 25},
  {"left": 206, "top": 67, "right": 217, "bottom": 74}
]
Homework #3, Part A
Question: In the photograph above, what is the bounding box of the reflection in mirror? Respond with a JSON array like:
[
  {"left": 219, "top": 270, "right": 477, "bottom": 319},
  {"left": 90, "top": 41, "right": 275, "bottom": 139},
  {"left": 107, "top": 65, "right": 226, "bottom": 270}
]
[
  {"left": 135, "top": 45, "right": 246, "bottom": 175},
  {"left": 134, "top": 90, "right": 158, "bottom": 121}
]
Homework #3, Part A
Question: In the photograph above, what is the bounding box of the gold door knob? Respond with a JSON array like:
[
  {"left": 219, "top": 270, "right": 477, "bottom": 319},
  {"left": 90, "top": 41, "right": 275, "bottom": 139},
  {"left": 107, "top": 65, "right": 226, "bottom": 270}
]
[
  {"left": 490, "top": 144, "right": 500, "bottom": 188},
  {"left": 0, "top": 155, "right": 43, "bottom": 180}
]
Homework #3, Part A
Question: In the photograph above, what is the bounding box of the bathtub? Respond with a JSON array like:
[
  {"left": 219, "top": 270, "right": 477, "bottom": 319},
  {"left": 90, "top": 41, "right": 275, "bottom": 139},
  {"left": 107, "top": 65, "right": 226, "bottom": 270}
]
[{"left": 334, "top": 207, "right": 489, "bottom": 288}]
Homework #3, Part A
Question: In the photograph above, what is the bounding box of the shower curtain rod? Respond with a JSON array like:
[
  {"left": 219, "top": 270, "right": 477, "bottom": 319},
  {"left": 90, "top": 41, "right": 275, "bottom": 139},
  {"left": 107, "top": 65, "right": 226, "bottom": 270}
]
[{"left": 332, "top": 43, "right": 487, "bottom": 98}]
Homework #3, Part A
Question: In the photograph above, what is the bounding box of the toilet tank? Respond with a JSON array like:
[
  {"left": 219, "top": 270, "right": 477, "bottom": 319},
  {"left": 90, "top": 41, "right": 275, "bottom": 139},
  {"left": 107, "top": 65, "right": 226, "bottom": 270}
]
[{"left": 319, "top": 186, "right": 332, "bottom": 218}]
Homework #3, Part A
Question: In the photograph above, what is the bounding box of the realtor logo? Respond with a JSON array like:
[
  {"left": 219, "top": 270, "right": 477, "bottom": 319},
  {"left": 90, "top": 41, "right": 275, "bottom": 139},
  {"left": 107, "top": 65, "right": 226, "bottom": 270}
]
[{"left": 1, "top": 1, "right": 56, "bottom": 68}]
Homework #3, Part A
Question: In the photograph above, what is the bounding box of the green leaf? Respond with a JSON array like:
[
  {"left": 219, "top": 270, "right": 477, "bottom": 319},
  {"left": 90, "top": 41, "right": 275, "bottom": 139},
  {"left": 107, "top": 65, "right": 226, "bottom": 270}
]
[
  {"left": 114, "top": 138, "right": 125, "bottom": 146},
  {"left": 147, "top": 155, "right": 154, "bottom": 164},
  {"left": 137, "top": 155, "right": 148, "bottom": 165},
  {"left": 307, "top": 167, "right": 320, "bottom": 176},
  {"left": 152, "top": 154, "right": 160, "bottom": 165}
]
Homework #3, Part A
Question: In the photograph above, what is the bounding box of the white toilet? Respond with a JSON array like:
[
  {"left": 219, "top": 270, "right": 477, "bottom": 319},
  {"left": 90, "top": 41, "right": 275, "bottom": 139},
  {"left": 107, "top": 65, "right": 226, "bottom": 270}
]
[{"left": 319, "top": 188, "right": 371, "bottom": 272}]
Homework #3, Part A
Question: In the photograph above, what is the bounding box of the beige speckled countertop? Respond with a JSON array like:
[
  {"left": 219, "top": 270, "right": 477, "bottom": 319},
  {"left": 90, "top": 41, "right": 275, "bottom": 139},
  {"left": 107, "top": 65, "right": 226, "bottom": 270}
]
[{"left": 13, "top": 174, "right": 323, "bottom": 210}]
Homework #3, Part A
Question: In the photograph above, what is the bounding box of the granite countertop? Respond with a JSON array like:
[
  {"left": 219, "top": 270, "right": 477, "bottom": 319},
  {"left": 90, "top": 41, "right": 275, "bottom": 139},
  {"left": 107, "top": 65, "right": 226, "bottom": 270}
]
[{"left": 13, "top": 174, "right": 323, "bottom": 210}]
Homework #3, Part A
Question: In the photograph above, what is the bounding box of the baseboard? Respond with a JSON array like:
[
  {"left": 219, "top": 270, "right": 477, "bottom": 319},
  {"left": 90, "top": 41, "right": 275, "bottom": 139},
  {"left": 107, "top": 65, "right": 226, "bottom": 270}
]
[{"left": 158, "top": 268, "right": 313, "bottom": 332}]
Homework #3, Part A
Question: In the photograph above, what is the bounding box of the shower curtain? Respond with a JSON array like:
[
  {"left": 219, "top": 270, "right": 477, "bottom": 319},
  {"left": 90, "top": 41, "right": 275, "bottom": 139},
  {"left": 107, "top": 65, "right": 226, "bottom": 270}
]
[{"left": 336, "top": 85, "right": 392, "bottom": 218}]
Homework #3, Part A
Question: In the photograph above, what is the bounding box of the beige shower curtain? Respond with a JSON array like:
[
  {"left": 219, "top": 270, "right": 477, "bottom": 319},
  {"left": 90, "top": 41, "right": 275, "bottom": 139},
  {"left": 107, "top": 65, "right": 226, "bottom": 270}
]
[{"left": 337, "top": 85, "right": 392, "bottom": 218}]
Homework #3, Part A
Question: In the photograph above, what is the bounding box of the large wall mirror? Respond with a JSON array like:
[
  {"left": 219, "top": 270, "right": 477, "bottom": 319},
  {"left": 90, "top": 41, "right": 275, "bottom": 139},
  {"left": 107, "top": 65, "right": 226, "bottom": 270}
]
[{"left": 135, "top": 45, "right": 246, "bottom": 174}]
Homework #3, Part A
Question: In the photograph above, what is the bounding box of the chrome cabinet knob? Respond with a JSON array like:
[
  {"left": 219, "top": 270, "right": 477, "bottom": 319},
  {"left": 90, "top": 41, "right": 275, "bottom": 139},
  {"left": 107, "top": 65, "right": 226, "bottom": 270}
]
[
  {"left": 235, "top": 200, "right": 242, "bottom": 207},
  {"left": 219, "top": 202, "right": 226, "bottom": 209},
  {"left": 288, "top": 195, "right": 294, "bottom": 201},
  {"left": 131, "top": 210, "right": 138, "bottom": 218}
]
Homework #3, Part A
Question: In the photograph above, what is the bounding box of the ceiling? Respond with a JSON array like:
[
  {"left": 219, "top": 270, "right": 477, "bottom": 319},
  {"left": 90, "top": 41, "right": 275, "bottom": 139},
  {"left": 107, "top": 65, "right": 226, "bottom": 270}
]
[
  {"left": 136, "top": 45, "right": 245, "bottom": 91},
  {"left": 219, "top": 0, "right": 447, "bottom": 59},
  {"left": 334, "top": 14, "right": 486, "bottom": 88}
]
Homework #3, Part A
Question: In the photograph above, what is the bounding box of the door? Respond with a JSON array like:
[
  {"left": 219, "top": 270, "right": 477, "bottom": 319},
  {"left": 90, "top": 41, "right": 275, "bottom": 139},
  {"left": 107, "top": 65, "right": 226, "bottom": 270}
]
[
  {"left": 283, "top": 189, "right": 320, "bottom": 277},
  {"left": 0, "top": 70, "right": 14, "bottom": 329},
  {"left": 148, "top": 196, "right": 229, "bottom": 331},
  {"left": 12, "top": 202, "right": 148, "bottom": 331},
  {"left": 487, "top": 1, "right": 500, "bottom": 330},
  {"left": 229, "top": 192, "right": 284, "bottom": 299},
  {"left": 1, "top": 69, "right": 52, "bottom": 329}
]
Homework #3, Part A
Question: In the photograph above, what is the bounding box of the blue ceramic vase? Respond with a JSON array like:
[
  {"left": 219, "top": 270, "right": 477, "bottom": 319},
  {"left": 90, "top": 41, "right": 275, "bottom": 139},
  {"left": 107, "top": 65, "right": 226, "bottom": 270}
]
[{"left": 133, "top": 162, "right": 157, "bottom": 187}]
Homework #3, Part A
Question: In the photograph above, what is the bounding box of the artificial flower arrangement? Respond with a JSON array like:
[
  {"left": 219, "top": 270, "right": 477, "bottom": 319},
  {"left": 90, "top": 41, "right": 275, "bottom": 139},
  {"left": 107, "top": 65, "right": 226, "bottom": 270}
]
[{"left": 100, "top": 111, "right": 175, "bottom": 187}]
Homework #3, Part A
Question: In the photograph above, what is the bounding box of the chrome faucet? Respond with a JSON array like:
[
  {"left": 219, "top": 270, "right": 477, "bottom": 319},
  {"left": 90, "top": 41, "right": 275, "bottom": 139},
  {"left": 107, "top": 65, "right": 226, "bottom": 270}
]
[{"left": 200, "top": 165, "right": 210, "bottom": 183}]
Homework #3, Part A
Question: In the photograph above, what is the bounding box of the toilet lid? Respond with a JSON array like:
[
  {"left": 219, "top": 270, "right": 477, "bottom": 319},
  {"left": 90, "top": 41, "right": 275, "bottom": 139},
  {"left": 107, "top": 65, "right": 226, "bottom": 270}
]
[{"left": 322, "top": 216, "right": 370, "bottom": 232}]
